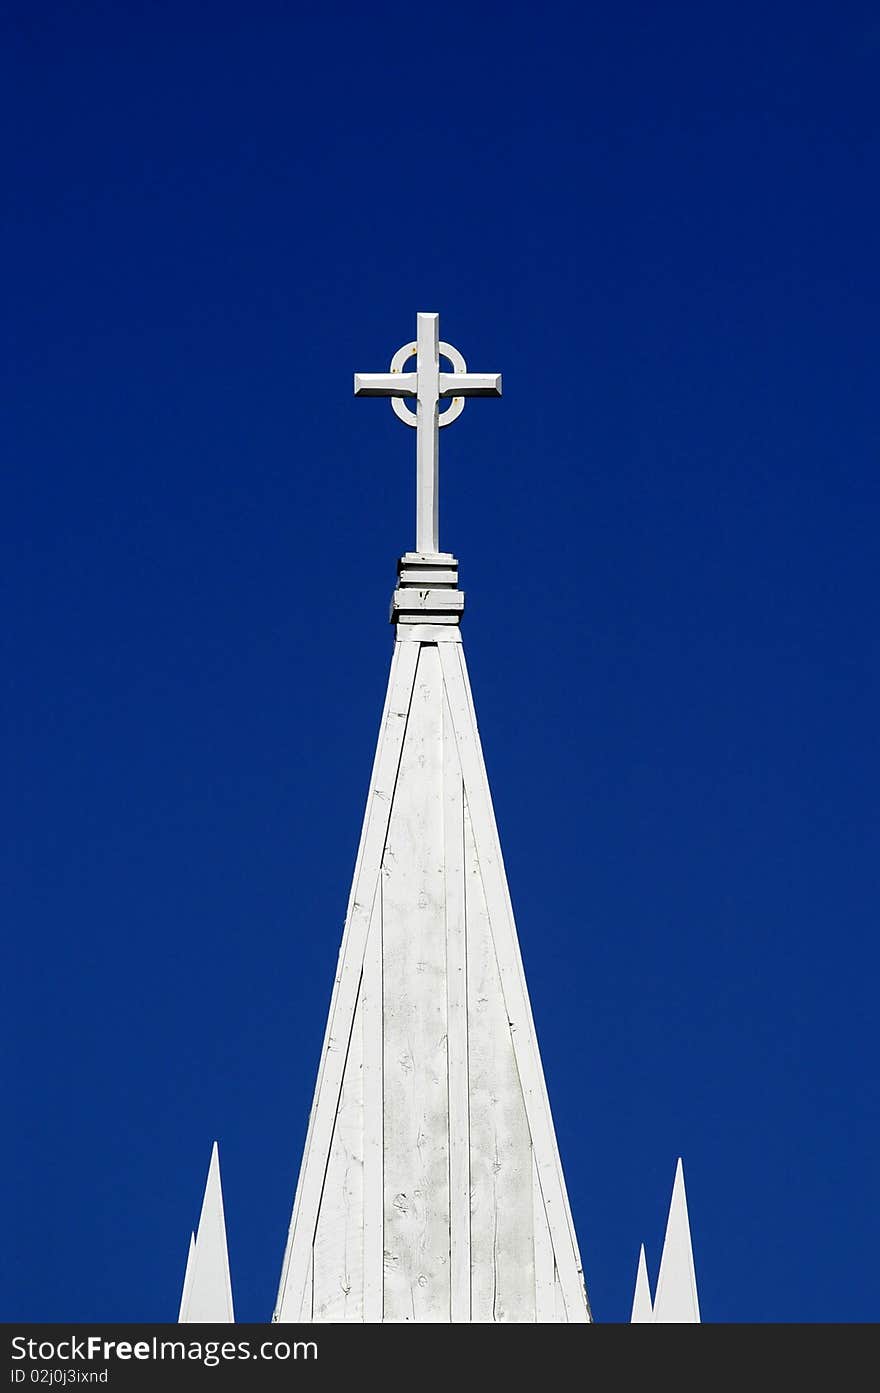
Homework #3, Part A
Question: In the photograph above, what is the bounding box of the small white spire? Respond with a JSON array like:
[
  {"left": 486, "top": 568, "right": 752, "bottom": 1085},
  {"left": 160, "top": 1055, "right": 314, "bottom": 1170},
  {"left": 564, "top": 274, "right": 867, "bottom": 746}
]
[
  {"left": 177, "top": 1232, "right": 196, "bottom": 1321},
  {"left": 630, "top": 1243, "right": 653, "bottom": 1322},
  {"left": 652, "top": 1158, "right": 701, "bottom": 1323},
  {"left": 178, "top": 1141, "right": 235, "bottom": 1323}
]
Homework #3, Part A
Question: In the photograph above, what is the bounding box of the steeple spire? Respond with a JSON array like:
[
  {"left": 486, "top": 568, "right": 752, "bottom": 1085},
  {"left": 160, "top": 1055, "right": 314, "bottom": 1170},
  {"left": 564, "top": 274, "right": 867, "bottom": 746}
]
[
  {"left": 653, "top": 1158, "right": 701, "bottom": 1323},
  {"left": 275, "top": 314, "right": 589, "bottom": 1322},
  {"left": 630, "top": 1159, "right": 701, "bottom": 1323},
  {"left": 178, "top": 1142, "right": 235, "bottom": 1324},
  {"left": 630, "top": 1243, "right": 653, "bottom": 1322}
]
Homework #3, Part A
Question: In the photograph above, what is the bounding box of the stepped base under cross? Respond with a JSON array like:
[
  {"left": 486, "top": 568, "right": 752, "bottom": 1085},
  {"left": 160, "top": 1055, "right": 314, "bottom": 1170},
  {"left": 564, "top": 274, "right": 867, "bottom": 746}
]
[{"left": 391, "top": 551, "right": 465, "bottom": 625}]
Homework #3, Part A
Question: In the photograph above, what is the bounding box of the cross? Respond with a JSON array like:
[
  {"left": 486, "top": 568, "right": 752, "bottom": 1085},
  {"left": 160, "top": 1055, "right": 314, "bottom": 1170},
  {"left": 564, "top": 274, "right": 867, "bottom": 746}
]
[{"left": 354, "top": 312, "right": 502, "bottom": 554}]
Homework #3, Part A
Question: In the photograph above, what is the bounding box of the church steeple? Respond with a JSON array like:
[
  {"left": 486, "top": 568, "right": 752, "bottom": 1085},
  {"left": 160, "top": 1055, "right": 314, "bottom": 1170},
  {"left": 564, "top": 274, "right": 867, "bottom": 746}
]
[
  {"left": 179, "top": 1142, "right": 234, "bottom": 1324},
  {"left": 629, "top": 1159, "right": 701, "bottom": 1323},
  {"left": 273, "top": 314, "right": 590, "bottom": 1322},
  {"left": 653, "top": 1159, "right": 701, "bottom": 1323}
]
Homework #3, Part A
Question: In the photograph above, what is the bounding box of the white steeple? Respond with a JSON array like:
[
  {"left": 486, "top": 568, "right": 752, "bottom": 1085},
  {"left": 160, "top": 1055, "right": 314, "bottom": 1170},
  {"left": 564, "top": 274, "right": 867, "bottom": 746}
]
[
  {"left": 629, "top": 1160, "right": 701, "bottom": 1323},
  {"left": 274, "top": 314, "right": 590, "bottom": 1323},
  {"left": 179, "top": 1142, "right": 235, "bottom": 1323},
  {"left": 652, "top": 1158, "right": 700, "bottom": 1323},
  {"left": 177, "top": 1232, "right": 196, "bottom": 1321},
  {"left": 630, "top": 1243, "right": 653, "bottom": 1322}
]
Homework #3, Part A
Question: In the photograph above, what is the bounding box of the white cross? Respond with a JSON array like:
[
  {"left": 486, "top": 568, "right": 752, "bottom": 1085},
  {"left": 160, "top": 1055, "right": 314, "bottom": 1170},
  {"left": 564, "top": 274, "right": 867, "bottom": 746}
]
[{"left": 354, "top": 312, "right": 502, "bottom": 554}]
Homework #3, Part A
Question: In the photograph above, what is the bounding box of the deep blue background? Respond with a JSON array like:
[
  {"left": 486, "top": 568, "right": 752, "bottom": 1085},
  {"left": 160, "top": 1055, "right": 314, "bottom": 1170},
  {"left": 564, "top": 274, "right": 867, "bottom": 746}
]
[{"left": 3, "top": 3, "right": 878, "bottom": 1323}]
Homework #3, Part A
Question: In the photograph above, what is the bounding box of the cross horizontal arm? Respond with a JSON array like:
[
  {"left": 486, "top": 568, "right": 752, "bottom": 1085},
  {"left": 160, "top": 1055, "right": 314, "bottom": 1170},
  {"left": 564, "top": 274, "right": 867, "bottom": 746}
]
[
  {"left": 354, "top": 372, "right": 418, "bottom": 398},
  {"left": 438, "top": 372, "right": 502, "bottom": 398}
]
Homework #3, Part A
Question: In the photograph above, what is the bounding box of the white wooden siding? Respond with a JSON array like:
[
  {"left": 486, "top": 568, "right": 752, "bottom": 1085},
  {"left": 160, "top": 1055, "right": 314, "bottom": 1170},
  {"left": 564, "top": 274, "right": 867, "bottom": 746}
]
[
  {"left": 382, "top": 644, "right": 450, "bottom": 1321},
  {"left": 275, "top": 632, "right": 590, "bottom": 1322}
]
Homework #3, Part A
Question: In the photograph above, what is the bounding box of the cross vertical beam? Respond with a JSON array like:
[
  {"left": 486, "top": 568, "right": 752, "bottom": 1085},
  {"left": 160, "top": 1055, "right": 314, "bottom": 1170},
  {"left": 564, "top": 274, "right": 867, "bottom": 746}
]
[{"left": 416, "top": 312, "right": 440, "bottom": 554}]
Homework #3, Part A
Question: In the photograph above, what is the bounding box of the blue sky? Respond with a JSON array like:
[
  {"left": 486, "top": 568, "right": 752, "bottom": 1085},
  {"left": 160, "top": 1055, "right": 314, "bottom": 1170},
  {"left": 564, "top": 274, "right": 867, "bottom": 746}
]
[{"left": 3, "top": 3, "right": 878, "bottom": 1323}]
